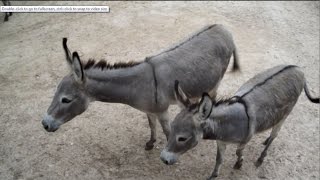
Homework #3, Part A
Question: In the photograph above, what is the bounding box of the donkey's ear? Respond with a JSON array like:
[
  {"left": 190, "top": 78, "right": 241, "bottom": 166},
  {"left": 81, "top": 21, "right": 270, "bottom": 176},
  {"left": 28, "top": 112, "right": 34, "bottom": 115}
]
[
  {"left": 72, "top": 52, "right": 85, "bottom": 83},
  {"left": 198, "top": 93, "right": 213, "bottom": 120},
  {"left": 174, "top": 80, "right": 190, "bottom": 108},
  {"left": 62, "top": 38, "right": 72, "bottom": 65}
]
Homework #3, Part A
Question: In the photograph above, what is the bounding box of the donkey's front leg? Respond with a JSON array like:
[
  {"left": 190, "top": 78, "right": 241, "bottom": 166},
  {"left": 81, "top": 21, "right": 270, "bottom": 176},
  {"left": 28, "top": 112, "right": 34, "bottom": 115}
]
[
  {"left": 208, "top": 141, "right": 227, "bottom": 180},
  {"left": 145, "top": 113, "right": 157, "bottom": 150},
  {"left": 157, "top": 110, "right": 170, "bottom": 140},
  {"left": 233, "top": 143, "right": 246, "bottom": 169}
]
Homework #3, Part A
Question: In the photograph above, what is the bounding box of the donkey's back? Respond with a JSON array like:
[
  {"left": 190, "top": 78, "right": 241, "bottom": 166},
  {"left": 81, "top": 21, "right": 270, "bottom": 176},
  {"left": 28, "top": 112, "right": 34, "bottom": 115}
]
[
  {"left": 149, "top": 24, "right": 238, "bottom": 102},
  {"left": 236, "top": 65, "right": 305, "bottom": 133}
]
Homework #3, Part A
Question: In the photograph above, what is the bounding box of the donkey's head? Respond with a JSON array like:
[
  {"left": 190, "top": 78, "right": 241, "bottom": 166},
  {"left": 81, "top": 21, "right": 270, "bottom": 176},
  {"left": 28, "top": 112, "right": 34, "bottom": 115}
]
[
  {"left": 42, "top": 38, "right": 90, "bottom": 132},
  {"left": 160, "top": 81, "right": 213, "bottom": 165}
]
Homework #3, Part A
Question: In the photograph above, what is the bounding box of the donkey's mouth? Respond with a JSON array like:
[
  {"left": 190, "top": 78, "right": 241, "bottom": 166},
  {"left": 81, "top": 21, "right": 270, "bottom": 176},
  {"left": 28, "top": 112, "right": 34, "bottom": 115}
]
[{"left": 45, "top": 126, "right": 58, "bottom": 132}]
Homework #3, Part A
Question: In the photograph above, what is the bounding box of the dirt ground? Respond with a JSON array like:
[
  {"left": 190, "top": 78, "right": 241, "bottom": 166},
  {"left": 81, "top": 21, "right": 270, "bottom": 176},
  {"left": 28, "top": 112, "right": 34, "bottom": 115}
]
[{"left": 0, "top": 1, "right": 319, "bottom": 180}]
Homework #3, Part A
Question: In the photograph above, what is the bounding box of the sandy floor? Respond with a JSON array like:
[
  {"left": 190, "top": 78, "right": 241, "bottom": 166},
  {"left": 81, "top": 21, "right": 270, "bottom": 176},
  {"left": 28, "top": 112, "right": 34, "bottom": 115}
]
[{"left": 0, "top": 1, "right": 319, "bottom": 180}]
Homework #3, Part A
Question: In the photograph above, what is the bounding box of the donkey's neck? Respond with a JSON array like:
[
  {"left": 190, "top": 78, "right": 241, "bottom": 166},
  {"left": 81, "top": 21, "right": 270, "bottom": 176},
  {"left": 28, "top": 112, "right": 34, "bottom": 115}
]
[
  {"left": 84, "top": 62, "right": 155, "bottom": 110},
  {"left": 203, "top": 103, "right": 249, "bottom": 142}
]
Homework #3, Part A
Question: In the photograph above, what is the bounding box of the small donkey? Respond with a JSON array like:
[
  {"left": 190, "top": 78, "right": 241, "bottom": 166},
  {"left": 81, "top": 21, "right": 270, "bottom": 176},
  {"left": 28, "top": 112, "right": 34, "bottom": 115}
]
[
  {"left": 160, "top": 65, "right": 319, "bottom": 179},
  {"left": 42, "top": 24, "right": 239, "bottom": 150}
]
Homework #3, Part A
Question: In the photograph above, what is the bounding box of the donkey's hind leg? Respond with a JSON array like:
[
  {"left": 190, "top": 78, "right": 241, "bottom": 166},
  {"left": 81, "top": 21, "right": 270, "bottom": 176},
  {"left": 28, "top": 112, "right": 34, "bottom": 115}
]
[
  {"left": 255, "top": 120, "right": 285, "bottom": 167},
  {"left": 4, "top": 14, "right": 9, "bottom": 22},
  {"left": 145, "top": 113, "right": 157, "bottom": 150},
  {"left": 2, "top": 0, "right": 10, "bottom": 22},
  {"left": 8, "top": 0, "right": 12, "bottom": 16}
]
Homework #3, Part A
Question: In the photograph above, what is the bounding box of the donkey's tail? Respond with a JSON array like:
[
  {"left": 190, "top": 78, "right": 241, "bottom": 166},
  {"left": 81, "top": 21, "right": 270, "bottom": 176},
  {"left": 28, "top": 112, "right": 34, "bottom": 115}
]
[
  {"left": 232, "top": 45, "right": 240, "bottom": 71},
  {"left": 304, "top": 82, "right": 320, "bottom": 103}
]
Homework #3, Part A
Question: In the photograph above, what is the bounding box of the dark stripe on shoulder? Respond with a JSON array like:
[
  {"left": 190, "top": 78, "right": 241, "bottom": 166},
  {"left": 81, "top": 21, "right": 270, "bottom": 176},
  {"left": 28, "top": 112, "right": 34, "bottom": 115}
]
[
  {"left": 237, "top": 98, "right": 251, "bottom": 143},
  {"left": 228, "top": 96, "right": 250, "bottom": 142},
  {"left": 239, "top": 65, "right": 297, "bottom": 98},
  {"left": 236, "top": 98, "right": 250, "bottom": 121},
  {"left": 146, "top": 60, "right": 158, "bottom": 104}
]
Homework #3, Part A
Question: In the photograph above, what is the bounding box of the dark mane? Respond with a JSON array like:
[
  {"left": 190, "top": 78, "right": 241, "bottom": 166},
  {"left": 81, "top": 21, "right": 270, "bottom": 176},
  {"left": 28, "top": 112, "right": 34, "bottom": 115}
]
[
  {"left": 83, "top": 59, "right": 142, "bottom": 70},
  {"left": 213, "top": 96, "right": 235, "bottom": 106},
  {"left": 188, "top": 103, "right": 199, "bottom": 111}
]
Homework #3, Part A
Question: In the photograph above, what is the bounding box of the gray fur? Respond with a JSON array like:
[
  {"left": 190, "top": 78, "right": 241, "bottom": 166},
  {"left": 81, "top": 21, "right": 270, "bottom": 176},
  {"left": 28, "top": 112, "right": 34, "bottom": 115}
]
[
  {"left": 161, "top": 65, "right": 319, "bottom": 179},
  {"left": 42, "top": 24, "right": 239, "bottom": 150}
]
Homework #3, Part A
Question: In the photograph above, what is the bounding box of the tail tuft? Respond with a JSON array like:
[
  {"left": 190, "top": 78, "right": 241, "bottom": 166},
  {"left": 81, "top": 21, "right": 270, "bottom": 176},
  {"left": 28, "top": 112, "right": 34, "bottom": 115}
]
[
  {"left": 232, "top": 46, "right": 240, "bottom": 72},
  {"left": 304, "top": 83, "right": 320, "bottom": 104}
]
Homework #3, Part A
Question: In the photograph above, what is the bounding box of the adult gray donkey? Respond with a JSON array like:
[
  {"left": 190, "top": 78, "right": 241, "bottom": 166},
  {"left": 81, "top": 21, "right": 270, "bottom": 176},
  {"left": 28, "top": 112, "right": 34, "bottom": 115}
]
[
  {"left": 160, "top": 65, "right": 319, "bottom": 179},
  {"left": 42, "top": 24, "right": 239, "bottom": 150}
]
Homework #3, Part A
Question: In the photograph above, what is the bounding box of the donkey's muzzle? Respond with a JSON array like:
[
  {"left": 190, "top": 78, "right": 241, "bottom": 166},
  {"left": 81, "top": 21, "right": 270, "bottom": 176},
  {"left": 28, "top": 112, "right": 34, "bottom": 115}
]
[
  {"left": 42, "top": 114, "right": 60, "bottom": 132},
  {"left": 42, "top": 119, "right": 58, "bottom": 132},
  {"left": 160, "top": 149, "right": 178, "bottom": 165}
]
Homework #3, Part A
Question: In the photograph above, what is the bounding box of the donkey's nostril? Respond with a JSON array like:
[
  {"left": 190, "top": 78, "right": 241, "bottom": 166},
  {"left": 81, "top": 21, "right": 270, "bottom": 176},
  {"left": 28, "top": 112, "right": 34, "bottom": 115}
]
[
  {"left": 42, "top": 120, "right": 49, "bottom": 130},
  {"left": 164, "top": 160, "right": 169, "bottom": 165}
]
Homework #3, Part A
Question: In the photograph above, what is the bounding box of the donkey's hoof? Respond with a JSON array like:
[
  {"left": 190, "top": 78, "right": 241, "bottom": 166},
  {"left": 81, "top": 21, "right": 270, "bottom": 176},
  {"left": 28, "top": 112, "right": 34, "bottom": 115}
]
[
  {"left": 233, "top": 160, "right": 243, "bottom": 170},
  {"left": 207, "top": 174, "right": 218, "bottom": 180},
  {"left": 255, "top": 158, "right": 263, "bottom": 167},
  {"left": 145, "top": 141, "right": 155, "bottom": 151},
  {"left": 145, "top": 144, "right": 154, "bottom": 150},
  {"left": 4, "top": 16, "right": 8, "bottom": 22}
]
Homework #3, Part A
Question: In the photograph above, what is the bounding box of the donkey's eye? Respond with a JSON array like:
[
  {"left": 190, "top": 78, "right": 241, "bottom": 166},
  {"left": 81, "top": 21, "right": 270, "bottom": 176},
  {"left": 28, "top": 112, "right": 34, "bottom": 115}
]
[
  {"left": 61, "top": 98, "right": 72, "bottom": 103},
  {"left": 178, "top": 137, "right": 188, "bottom": 142}
]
